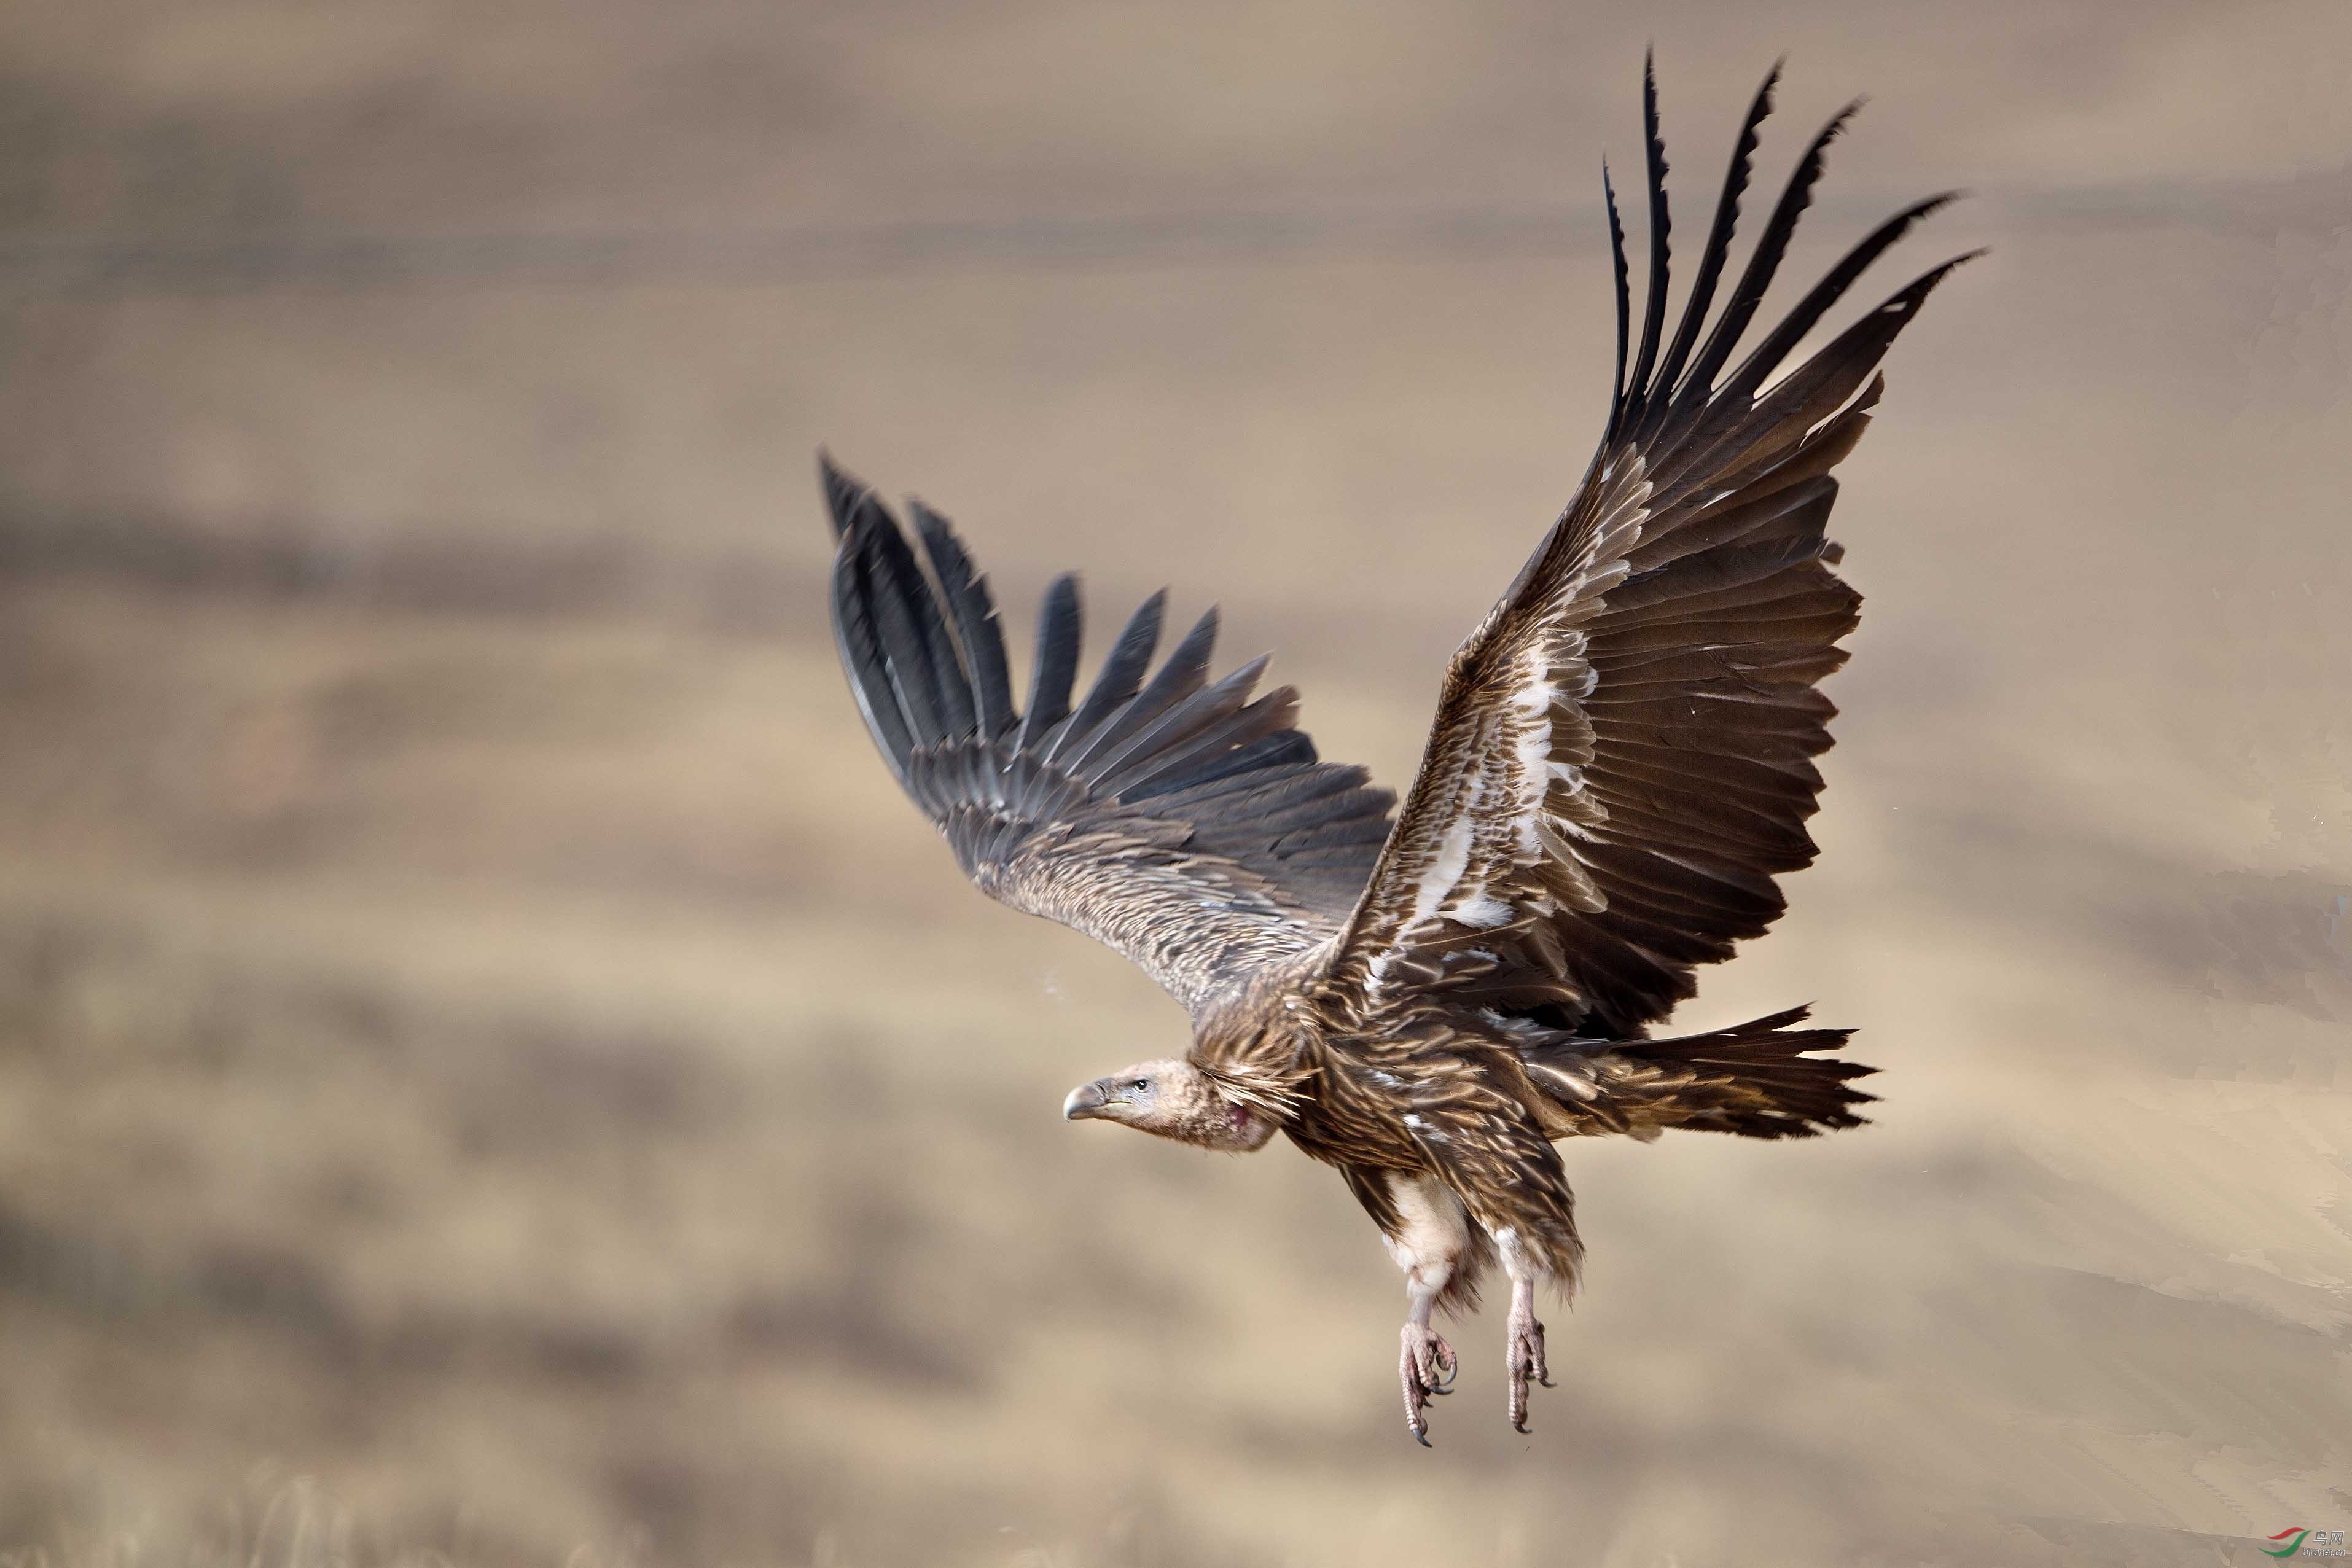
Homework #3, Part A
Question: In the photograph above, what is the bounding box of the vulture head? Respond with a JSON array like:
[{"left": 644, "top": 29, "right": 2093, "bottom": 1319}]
[{"left": 1063, "top": 1058, "right": 1278, "bottom": 1152}]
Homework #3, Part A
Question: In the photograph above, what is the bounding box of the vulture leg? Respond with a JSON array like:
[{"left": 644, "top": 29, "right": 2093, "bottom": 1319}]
[
  {"left": 1505, "top": 1275, "right": 1553, "bottom": 1432},
  {"left": 1499, "top": 1230, "right": 1556, "bottom": 1433},
  {"left": 1380, "top": 1172, "right": 1471, "bottom": 1446}
]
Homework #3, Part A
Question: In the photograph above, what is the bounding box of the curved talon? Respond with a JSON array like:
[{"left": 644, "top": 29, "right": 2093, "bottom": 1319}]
[
  {"left": 1506, "top": 1308, "right": 1550, "bottom": 1433},
  {"left": 1401, "top": 1323, "right": 1456, "bottom": 1445},
  {"left": 1433, "top": 1355, "right": 1459, "bottom": 1388}
]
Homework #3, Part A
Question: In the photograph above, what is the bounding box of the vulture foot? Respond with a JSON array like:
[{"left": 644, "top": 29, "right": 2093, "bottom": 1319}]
[
  {"left": 1506, "top": 1302, "right": 1552, "bottom": 1433},
  {"left": 1399, "top": 1322, "right": 1458, "bottom": 1445}
]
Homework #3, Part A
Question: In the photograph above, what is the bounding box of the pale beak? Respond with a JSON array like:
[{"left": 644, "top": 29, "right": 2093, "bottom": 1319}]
[{"left": 1063, "top": 1080, "right": 1111, "bottom": 1120}]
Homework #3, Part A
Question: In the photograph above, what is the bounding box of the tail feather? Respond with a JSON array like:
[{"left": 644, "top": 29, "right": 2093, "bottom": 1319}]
[{"left": 1521, "top": 1004, "right": 1875, "bottom": 1141}]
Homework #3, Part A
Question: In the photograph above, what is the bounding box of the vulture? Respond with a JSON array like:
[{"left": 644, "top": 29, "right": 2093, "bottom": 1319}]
[{"left": 819, "top": 60, "right": 1968, "bottom": 1444}]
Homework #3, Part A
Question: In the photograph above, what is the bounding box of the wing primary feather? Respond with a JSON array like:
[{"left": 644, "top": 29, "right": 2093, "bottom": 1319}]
[
  {"left": 1015, "top": 574, "right": 1083, "bottom": 751},
  {"left": 1085, "top": 649, "right": 1267, "bottom": 789},
  {"left": 818, "top": 450, "right": 879, "bottom": 542},
  {"left": 910, "top": 499, "right": 1016, "bottom": 737},
  {"left": 1655, "top": 244, "right": 1977, "bottom": 510},
  {"left": 1061, "top": 606, "right": 1219, "bottom": 775},
  {"left": 823, "top": 454, "right": 972, "bottom": 744},
  {"left": 1711, "top": 192, "right": 1961, "bottom": 412},
  {"left": 1665, "top": 99, "right": 1863, "bottom": 428},
  {"left": 845, "top": 519, "right": 948, "bottom": 744},
  {"left": 1044, "top": 589, "right": 1167, "bottom": 763},
  {"left": 855, "top": 502, "right": 976, "bottom": 742},
  {"left": 1641, "top": 61, "right": 1777, "bottom": 440},
  {"left": 1602, "top": 160, "right": 1632, "bottom": 442},
  {"left": 828, "top": 528, "right": 916, "bottom": 784},
  {"left": 1114, "top": 686, "right": 1302, "bottom": 798},
  {"left": 1143, "top": 752, "right": 1376, "bottom": 817},
  {"left": 1162, "top": 727, "right": 1319, "bottom": 792},
  {"left": 1622, "top": 49, "right": 1673, "bottom": 432}
]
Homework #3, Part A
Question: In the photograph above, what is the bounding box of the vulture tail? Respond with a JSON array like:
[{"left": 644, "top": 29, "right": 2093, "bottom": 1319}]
[{"left": 1521, "top": 1005, "right": 1874, "bottom": 1141}]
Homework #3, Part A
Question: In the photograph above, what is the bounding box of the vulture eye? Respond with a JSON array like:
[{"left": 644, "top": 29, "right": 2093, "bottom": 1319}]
[{"left": 1131, "top": 1078, "right": 1151, "bottom": 1093}]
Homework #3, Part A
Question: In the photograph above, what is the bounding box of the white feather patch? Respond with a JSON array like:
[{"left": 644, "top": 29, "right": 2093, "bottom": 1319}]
[
  {"left": 1450, "top": 892, "right": 1515, "bottom": 929},
  {"left": 1410, "top": 815, "right": 1477, "bottom": 927},
  {"left": 1513, "top": 719, "right": 1553, "bottom": 854},
  {"left": 1494, "top": 1225, "right": 1536, "bottom": 1282},
  {"left": 1381, "top": 1172, "right": 1469, "bottom": 1289}
]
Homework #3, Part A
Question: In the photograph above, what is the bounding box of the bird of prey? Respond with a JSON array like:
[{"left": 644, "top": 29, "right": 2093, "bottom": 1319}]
[{"left": 818, "top": 60, "right": 1967, "bottom": 1444}]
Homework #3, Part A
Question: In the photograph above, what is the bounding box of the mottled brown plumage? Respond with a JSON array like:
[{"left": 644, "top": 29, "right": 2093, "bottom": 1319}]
[{"left": 818, "top": 57, "right": 1965, "bottom": 1443}]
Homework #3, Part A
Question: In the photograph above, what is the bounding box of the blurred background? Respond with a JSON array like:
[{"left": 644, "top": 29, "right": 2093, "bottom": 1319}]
[{"left": 1, "top": 2, "right": 2347, "bottom": 1565}]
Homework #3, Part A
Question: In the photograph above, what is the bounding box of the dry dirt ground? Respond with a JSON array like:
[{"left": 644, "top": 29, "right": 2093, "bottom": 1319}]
[{"left": 0, "top": 4, "right": 2347, "bottom": 1566}]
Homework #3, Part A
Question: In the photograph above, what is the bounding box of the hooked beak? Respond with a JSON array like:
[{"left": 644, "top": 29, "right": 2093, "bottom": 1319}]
[{"left": 1063, "top": 1080, "right": 1113, "bottom": 1121}]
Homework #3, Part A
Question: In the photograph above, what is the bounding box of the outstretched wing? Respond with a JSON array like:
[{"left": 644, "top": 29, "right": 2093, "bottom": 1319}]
[
  {"left": 1329, "top": 60, "right": 1974, "bottom": 1036},
  {"left": 822, "top": 458, "right": 1396, "bottom": 1018}
]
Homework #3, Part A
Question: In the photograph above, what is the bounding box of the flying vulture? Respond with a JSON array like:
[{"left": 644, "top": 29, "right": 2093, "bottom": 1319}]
[{"left": 818, "top": 59, "right": 1967, "bottom": 1444}]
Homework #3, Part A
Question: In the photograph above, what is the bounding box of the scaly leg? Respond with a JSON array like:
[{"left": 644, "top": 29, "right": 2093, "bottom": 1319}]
[
  {"left": 1399, "top": 1279, "right": 1458, "bottom": 1446},
  {"left": 1498, "top": 1230, "right": 1555, "bottom": 1433},
  {"left": 1375, "top": 1171, "right": 1471, "bottom": 1446},
  {"left": 1504, "top": 1272, "right": 1553, "bottom": 1432}
]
